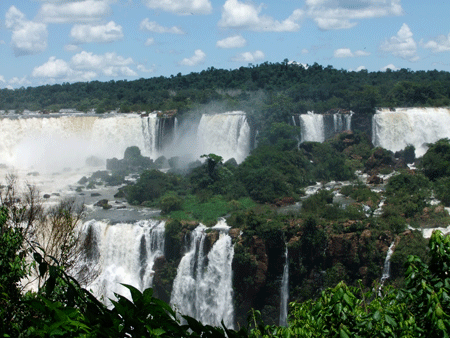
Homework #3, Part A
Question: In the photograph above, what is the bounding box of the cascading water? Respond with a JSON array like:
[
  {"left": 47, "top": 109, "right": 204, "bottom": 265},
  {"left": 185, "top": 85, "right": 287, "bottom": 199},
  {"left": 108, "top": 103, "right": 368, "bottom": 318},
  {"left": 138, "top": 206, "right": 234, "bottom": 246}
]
[
  {"left": 196, "top": 111, "right": 251, "bottom": 163},
  {"left": 81, "top": 219, "right": 165, "bottom": 306},
  {"left": 279, "top": 247, "right": 289, "bottom": 327},
  {"left": 293, "top": 112, "right": 352, "bottom": 143},
  {"left": 170, "top": 220, "right": 235, "bottom": 328},
  {"left": 299, "top": 112, "right": 325, "bottom": 143},
  {"left": 0, "top": 114, "right": 162, "bottom": 172},
  {"left": 380, "top": 241, "right": 395, "bottom": 286},
  {"left": 332, "top": 113, "right": 352, "bottom": 134},
  {"left": 372, "top": 108, "right": 450, "bottom": 157}
]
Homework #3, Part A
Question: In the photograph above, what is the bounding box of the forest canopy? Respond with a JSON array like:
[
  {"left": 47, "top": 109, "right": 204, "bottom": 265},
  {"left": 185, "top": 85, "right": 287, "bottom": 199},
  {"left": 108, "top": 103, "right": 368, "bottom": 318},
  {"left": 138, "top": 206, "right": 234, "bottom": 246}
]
[{"left": 1, "top": 61, "right": 450, "bottom": 114}]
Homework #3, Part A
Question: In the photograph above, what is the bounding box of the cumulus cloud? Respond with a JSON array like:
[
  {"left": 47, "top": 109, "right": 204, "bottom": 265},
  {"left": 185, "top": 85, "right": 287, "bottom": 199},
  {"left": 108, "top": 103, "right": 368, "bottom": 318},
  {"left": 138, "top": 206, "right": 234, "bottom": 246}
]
[
  {"left": 334, "top": 48, "right": 370, "bottom": 58},
  {"left": 9, "top": 76, "right": 31, "bottom": 86},
  {"left": 145, "top": 38, "right": 155, "bottom": 46},
  {"left": 70, "top": 21, "right": 124, "bottom": 43},
  {"left": 380, "top": 23, "right": 419, "bottom": 61},
  {"left": 64, "top": 44, "right": 81, "bottom": 52},
  {"left": 306, "top": 0, "right": 403, "bottom": 30},
  {"left": 423, "top": 33, "right": 450, "bottom": 53},
  {"left": 38, "top": 0, "right": 112, "bottom": 23},
  {"left": 219, "top": 0, "right": 303, "bottom": 32},
  {"left": 380, "top": 64, "right": 399, "bottom": 71},
  {"left": 0, "top": 75, "right": 5, "bottom": 83},
  {"left": 0, "top": 40, "right": 5, "bottom": 45},
  {"left": 179, "top": 49, "right": 206, "bottom": 66},
  {"left": 143, "top": 0, "right": 212, "bottom": 15},
  {"left": 231, "top": 50, "right": 265, "bottom": 62},
  {"left": 301, "top": 48, "right": 309, "bottom": 54},
  {"left": 140, "top": 19, "right": 184, "bottom": 34},
  {"left": 137, "top": 64, "right": 156, "bottom": 73},
  {"left": 355, "top": 66, "right": 366, "bottom": 71},
  {"left": 216, "top": 35, "right": 247, "bottom": 49},
  {"left": 32, "top": 56, "right": 74, "bottom": 78},
  {"left": 32, "top": 51, "right": 138, "bottom": 82},
  {"left": 6, "top": 6, "right": 48, "bottom": 56}
]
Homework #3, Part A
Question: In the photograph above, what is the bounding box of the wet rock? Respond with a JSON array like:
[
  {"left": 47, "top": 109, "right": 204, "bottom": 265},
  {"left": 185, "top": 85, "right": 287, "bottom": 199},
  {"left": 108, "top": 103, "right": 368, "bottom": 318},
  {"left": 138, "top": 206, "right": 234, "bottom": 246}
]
[
  {"left": 94, "top": 199, "right": 111, "bottom": 210},
  {"left": 43, "top": 194, "right": 51, "bottom": 199},
  {"left": 434, "top": 205, "right": 445, "bottom": 214},
  {"left": 229, "top": 228, "right": 240, "bottom": 239},
  {"left": 78, "top": 176, "right": 88, "bottom": 185},
  {"left": 91, "top": 193, "right": 101, "bottom": 197},
  {"left": 367, "top": 175, "right": 383, "bottom": 184}
]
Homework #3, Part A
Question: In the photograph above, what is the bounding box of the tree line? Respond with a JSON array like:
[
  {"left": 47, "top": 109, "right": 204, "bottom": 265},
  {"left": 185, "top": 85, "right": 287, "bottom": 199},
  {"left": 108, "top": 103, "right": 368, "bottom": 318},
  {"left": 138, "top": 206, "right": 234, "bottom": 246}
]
[{"left": 1, "top": 61, "right": 450, "bottom": 115}]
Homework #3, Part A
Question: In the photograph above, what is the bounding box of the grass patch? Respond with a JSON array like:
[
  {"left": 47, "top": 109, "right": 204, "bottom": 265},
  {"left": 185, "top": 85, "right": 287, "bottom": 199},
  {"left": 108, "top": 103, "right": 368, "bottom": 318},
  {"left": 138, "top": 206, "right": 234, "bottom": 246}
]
[{"left": 166, "top": 194, "right": 256, "bottom": 225}]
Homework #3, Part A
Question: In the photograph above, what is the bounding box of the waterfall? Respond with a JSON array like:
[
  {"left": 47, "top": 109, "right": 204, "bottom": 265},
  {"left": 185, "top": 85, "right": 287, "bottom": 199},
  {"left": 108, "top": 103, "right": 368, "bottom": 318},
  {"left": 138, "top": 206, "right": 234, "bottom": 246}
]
[
  {"left": 81, "top": 219, "right": 165, "bottom": 306},
  {"left": 170, "top": 220, "right": 235, "bottom": 328},
  {"left": 0, "top": 114, "right": 162, "bottom": 172},
  {"left": 196, "top": 111, "right": 251, "bottom": 163},
  {"left": 372, "top": 108, "right": 450, "bottom": 157},
  {"left": 380, "top": 241, "right": 395, "bottom": 285},
  {"left": 333, "top": 113, "right": 352, "bottom": 134},
  {"left": 299, "top": 112, "right": 325, "bottom": 143},
  {"left": 279, "top": 247, "right": 289, "bottom": 327}
]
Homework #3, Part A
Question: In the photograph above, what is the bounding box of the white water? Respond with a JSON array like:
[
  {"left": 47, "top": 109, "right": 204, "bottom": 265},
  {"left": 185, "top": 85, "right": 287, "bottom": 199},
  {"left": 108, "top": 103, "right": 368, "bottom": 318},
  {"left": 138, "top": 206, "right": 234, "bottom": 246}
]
[
  {"left": 196, "top": 111, "right": 251, "bottom": 163},
  {"left": 372, "top": 108, "right": 450, "bottom": 157},
  {"left": 299, "top": 112, "right": 325, "bottom": 143},
  {"left": 279, "top": 247, "right": 289, "bottom": 327},
  {"left": 295, "top": 112, "right": 352, "bottom": 143},
  {"left": 380, "top": 241, "right": 395, "bottom": 285},
  {"left": 0, "top": 114, "right": 160, "bottom": 173},
  {"left": 82, "top": 219, "right": 165, "bottom": 306},
  {"left": 333, "top": 113, "right": 352, "bottom": 134},
  {"left": 170, "top": 222, "right": 235, "bottom": 328}
]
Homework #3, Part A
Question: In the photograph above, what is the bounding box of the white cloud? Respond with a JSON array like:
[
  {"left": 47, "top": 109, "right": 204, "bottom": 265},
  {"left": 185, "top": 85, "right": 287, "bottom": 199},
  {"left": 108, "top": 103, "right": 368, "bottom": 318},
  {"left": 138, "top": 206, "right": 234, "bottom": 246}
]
[
  {"left": 354, "top": 50, "right": 370, "bottom": 57},
  {"left": 71, "top": 21, "right": 124, "bottom": 43},
  {"left": 143, "top": 0, "right": 212, "bottom": 15},
  {"left": 64, "top": 44, "right": 81, "bottom": 52},
  {"left": 32, "top": 56, "right": 73, "bottom": 78},
  {"left": 140, "top": 19, "right": 184, "bottom": 34},
  {"left": 179, "top": 49, "right": 206, "bottom": 66},
  {"left": 334, "top": 48, "right": 370, "bottom": 58},
  {"left": 0, "top": 40, "right": 5, "bottom": 45},
  {"left": 301, "top": 48, "right": 309, "bottom": 54},
  {"left": 380, "top": 64, "right": 399, "bottom": 71},
  {"left": 219, "top": 0, "right": 303, "bottom": 32},
  {"left": 71, "top": 51, "right": 134, "bottom": 71},
  {"left": 145, "top": 38, "right": 155, "bottom": 46},
  {"left": 231, "top": 50, "right": 265, "bottom": 62},
  {"left": 334, "top": 48, "right": 353, "bottom": 58},
  {"left": 38, "top": 0, "right": 112, "bottom": 23},
  {"left": 137, "top": 64, "right": 156, "bottom": 73},
  {"left": 9, "top": 76, "right": 31, "bottom": 86},
  {"left": 355, "top": 66, "right": 366, "bottom": 71},
  {"left": 306, "top": 0, "right": 403, "bottom": 30},
  {"left": 423, "top": 33, "right": 450, "bottom": 53},
  {"left": 6, "top": 6, "right": 48, "bottom": 56},
  {"left": 216, "top": 35, "right": 247, "bottom": 49},
  {"left": 0, "top": 75, "right": 5, "bottom": 83},
  {"left": 380, "top": 23, "right": 419, "bottom": 61},
  {"left": 32, "top": 51, "right": 138, "bottom": 82}
]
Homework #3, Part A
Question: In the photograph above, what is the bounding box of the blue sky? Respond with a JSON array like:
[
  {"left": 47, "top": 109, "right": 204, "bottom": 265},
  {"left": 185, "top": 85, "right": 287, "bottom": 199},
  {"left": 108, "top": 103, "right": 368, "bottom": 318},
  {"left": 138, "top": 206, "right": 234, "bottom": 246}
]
[{"left": 1, "top": 0, "right": 450, "bottom": 89}]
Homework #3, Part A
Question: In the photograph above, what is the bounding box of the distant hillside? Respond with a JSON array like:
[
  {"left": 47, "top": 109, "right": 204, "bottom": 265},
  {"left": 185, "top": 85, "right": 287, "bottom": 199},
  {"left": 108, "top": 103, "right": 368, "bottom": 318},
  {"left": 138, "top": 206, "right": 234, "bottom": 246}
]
[{"left": 1, "top": 60, "right": 450, "bottom": 116}]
